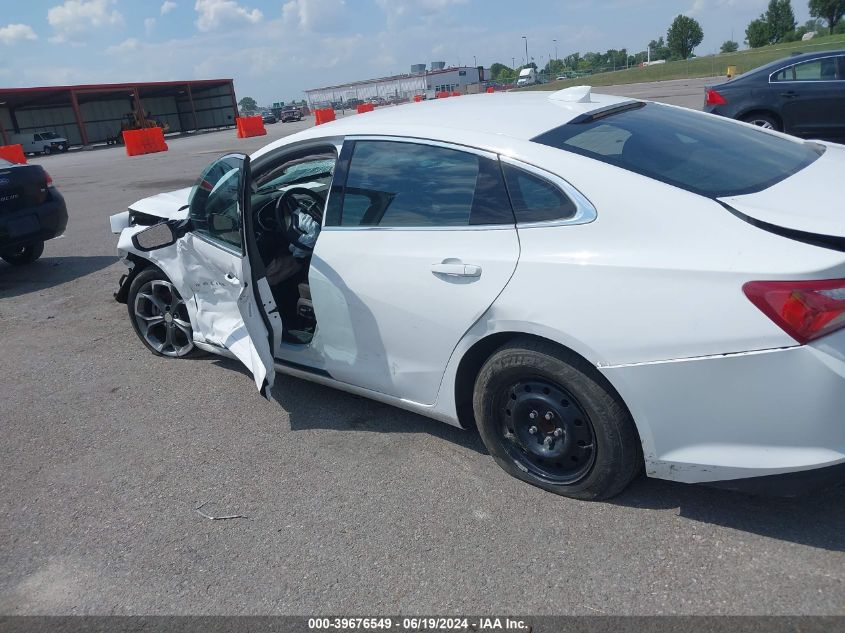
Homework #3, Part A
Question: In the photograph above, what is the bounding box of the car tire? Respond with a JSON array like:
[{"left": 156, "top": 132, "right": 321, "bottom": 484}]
[
  {"left": 43, "top": 146, "right": 52, "bottom": 155},
  {"left": 473, "top": 338, "right": 642, "bottom": 500},
  {"left": 127, "top": 267, "right": 203, "bottom": 359},
  {"left": 1, "top": 241, "right": 45, "bottom": 265},
  {"left": 741, "top": 113, "right": 781, "bottom": 131}
]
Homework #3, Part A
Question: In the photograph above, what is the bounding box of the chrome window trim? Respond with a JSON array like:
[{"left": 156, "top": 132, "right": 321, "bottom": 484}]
[
  {"left": 768, "top": 54, "right": 845, "bottom": 84},
  {"left": 343, "top": 135, "right": 499, "bottom": 161},
  {"left": 321, "top": 224, "right": 514, "bottom": 232},
  {"left": 499, "top": 155, "right": 598, "bottom": 228}
]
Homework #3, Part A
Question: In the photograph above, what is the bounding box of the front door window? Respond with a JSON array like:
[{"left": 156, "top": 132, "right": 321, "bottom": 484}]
[{"left": 189, "top": 154, "right": 245, "bottom": 252}]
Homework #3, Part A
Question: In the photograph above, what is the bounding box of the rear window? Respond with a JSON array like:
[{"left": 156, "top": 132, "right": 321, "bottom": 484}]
[{"left": 532, "top": 102, "right": 823, "bottom": 198}]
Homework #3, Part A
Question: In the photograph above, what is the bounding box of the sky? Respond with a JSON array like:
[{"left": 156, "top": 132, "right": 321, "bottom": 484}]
[{"left": 0, "top": 0, "right": 813, "bottom": 104}]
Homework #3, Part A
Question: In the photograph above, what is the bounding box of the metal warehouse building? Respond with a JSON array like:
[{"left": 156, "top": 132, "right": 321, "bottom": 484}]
[
  {"left": 0, "top": 79, "right": 239, "bottom": 148},
  {"left": 305, "top": 63, "right": 485, "bottom": 107}
]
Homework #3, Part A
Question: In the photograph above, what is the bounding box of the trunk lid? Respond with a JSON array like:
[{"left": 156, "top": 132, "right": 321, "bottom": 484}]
[
  {"left": 0, "top": 163, "right": 50, "bottom": 216},
  {"left": 718, "top": 142, "right": 845, "bottom": 239}
]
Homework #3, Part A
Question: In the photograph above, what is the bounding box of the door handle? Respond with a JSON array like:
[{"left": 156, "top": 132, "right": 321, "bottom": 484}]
[
  {"left": 780, "top": 91, "right": 798, "bottom": 98},
  {"left": 431, "top": 262, "right": 482, "bottom": 277},
  {"left": 224, "top": 273, "right": 240, "bottom": 284}
]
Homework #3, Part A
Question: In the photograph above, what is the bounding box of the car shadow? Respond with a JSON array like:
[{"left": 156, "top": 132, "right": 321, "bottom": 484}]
[
  {"left": 0, "top": 255, "right": 117, "bottom": 299},
  {"left": 209, "top": 364, "right": 844, "bottom": 552},
  {"left": 612, "top": 471, "right": 845, "bottom": 552},
  {"left": 208, "top": 356, "right": 488, "bottom": 456}
]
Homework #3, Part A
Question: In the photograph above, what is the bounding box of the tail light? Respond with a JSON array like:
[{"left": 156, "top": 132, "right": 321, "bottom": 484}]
[
  {"left": 43, "top": 170, "right": 53, "bottom": 187},
  {"left": 743, "top": 280, "right": 845, "bottom": 344},
  {"left": 705, "top": 89, "right": 728, "bottom": 106}
]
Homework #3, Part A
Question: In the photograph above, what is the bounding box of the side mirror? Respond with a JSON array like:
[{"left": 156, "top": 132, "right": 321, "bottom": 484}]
[{"left": 132, "top": 222, "right": 178, "bottom": 251}]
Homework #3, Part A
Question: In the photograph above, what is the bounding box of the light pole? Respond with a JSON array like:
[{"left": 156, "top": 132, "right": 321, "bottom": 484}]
[
  {"left": 522, "top": 36, "right": 528, "bottom": 68},
  {"left": 553, "top": 39, "right": 558, "bottom": 61},
  {"left": 473, "top": 55, "right": 477, "bottom": 67}
]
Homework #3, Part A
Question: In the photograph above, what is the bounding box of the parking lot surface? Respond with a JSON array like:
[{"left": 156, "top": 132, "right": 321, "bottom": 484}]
[
  {"left": 1, "top": 93, "right": 843, "bottom": 616},
  {"left": 597, "top": 76, "right": 715, "bottom": 110}
]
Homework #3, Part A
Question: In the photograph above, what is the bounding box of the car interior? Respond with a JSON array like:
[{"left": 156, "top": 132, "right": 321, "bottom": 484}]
[{"left": 249, "top": 146, "right": 338, "bottom": 345}]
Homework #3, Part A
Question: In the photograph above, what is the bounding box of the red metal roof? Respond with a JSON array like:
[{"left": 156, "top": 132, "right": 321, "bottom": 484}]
[{"left": 0, "top": 78, "right": 233, "bottom": 95}]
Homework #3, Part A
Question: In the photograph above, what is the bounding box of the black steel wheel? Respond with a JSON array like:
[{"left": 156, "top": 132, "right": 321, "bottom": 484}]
[
  {"left": 474, "top": 338, "right": 642, "bottom": 500},
  {"left": 498, "top": 378, "right": 596, "bottom": 485}
]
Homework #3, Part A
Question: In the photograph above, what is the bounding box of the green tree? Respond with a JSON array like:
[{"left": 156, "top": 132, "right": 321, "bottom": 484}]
[
  {"left": 238, "top": 96, "right": 257, "bottom": 112},
  {"left": 720, "top": 40, "right": 739, "bottom": 53},
  {"left": 765, "top": 0, "right": 797, "bottom": 42},
  {"left": 745, "top": 18, "right": 770, "bottom": 47},
  {"left": 647, "top": 36, "right": 670, "bottom": 60},
  {"left": 808, "top": 0, "right": 845, "bottom": 34},
  {"left": 804, "top": 17, "right": 826, "bottom": 30},
  {"left": 543, "top": 58, "right": 567, "bottom": 76},
  {"left": 666, "top": 15, "right": 704, "bottom": 59},
  {"left": 489, "top": 62, "right": 515, "bottom": 81}
]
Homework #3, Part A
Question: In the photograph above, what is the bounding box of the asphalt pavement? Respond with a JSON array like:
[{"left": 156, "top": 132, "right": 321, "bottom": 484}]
[{"left": 1, "top": 87, "right": 843, "bottom": 616}]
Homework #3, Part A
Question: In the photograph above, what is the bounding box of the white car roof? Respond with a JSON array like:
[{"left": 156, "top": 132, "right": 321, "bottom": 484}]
[{"left": 258, "top": 89, "right": 637, "bottom": 158}]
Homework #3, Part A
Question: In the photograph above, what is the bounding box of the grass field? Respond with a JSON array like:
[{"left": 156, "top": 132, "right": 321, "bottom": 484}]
[{"left": 522, "top": 33, "right": 845, "bottom": 90}]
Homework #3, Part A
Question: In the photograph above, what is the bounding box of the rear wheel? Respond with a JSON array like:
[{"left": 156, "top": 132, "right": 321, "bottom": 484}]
[
  {"left": 741, "top": 113, "right": 781, "bottom": 131},
  {"left": 473, "top": 339, "right": 642, "bottom": 500},
  {"left": 1, "top": 241, "right": 44, "bottom": 265},
  {"left": 127, "top": 268, "right": 201, "bottom": 358}
]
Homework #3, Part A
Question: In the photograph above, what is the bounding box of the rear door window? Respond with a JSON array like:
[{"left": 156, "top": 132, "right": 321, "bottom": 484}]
[
  {"left": 791, "top": 57, "right": 839, "bottom": 81},
  {"left": 332, "top": 140, "right": 513, "bottom": 227},
  {"left": 532, "top": 102, "right": 823, "bottom": 198}
]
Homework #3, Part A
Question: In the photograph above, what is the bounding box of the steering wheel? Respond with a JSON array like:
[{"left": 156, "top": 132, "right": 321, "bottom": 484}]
[{"left": 274, "top": 187, "right": 325, "bottom": 252}]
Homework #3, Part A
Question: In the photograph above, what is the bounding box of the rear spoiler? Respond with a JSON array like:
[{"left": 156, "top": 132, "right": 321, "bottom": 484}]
[{"left": 720, "top": 201, "right": 845, "bottom": 253}]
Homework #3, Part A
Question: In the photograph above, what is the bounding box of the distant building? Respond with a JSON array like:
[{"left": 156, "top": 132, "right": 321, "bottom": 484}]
[
  {"left": 305, "top": 64, "right": 485, "bottom": 107},
  {"left": 0, "top": 79, "right": 238, "bottom": 147}
]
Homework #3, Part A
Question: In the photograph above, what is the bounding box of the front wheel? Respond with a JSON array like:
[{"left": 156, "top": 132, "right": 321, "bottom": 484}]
[
  {"left": 43, "top": 145, "right": 52, "bottom": 155},
  {"left": 127, "top": 267, "right": 201, "bottom": 358},
  {"left": 2, "top": 241, "right": 44, "bottom": 265},
  {"left": 473, "top": 339, "right": 642, "bottom": 500}
]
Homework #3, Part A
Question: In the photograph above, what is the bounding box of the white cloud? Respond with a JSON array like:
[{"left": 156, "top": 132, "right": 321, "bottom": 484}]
[
  {"left": 194, "top": 0, "right": 262, "bottom": 31},
  {"left": 144, "top": 17, "right": 156, "bottom": 36},
  {"left": 47, "top": 0, "right": 124, "bottom": 43},
  {"left": 161, "top": 1, "right": 178, "bottom": 15},
  {"left": 375, "top": 0, "right": 469, "bottom": 23},
  {"left": 106, "top": 37, "right": 139, "bottom": 53},
  {"left": 0, "top": 23, "right": 38, "bottom": 45},
  {"left": 282, "top": 0, "right": 346, "bottom": 32}
]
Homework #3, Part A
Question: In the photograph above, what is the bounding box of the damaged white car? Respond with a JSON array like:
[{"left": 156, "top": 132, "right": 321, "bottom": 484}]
[{"left": 111, "top": 87, "right": 845, "bottom": 500}]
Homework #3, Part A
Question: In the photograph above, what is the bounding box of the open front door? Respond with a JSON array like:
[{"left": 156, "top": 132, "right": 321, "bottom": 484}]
[{"left": 181, "top": 153, "right": 279, "bottom": 396}]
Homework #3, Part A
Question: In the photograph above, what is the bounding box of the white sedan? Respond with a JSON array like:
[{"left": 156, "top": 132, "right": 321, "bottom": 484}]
[{"left": 111, "top": 87, "right": 845, "bottom": 500}]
